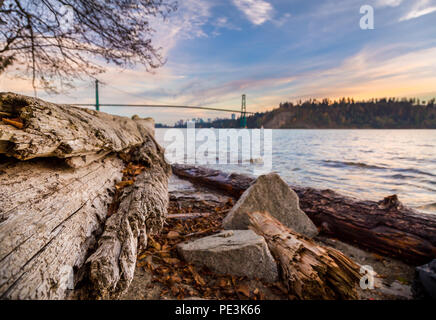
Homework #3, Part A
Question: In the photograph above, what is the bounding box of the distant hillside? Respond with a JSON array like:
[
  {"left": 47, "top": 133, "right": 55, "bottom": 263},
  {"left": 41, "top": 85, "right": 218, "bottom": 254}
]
[{"left": 188, "top": 97, "right": 436, "bottom": 129}]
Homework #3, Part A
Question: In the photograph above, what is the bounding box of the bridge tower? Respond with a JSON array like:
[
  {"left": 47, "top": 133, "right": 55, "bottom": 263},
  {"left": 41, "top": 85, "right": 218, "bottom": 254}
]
[
  {"left": 95, "top": 79, "right": 100, "bottom": 111},
  {"left": 240, "top": 94, "right": 247, "bottom": 128}
]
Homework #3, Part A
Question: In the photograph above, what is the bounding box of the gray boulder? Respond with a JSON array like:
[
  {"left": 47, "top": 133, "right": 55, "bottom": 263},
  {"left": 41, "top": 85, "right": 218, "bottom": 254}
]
[
  {"left": 222, "top": 173, "right": 318, "bottom": 238},
  {"left": 177, "top": 230, "right": 279, "bottom": 282},
  {"left": 413, "top": 259, "right": 436, "bottom": 299}
]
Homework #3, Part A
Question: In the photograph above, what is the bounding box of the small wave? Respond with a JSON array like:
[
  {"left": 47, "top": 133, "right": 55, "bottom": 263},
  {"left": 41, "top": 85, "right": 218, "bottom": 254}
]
[
  {"left": 389, "top": 174, "right": 415, "bottom": 180},
  {"left": 393, "top": 168, "right": 436, "bottom": 178},
  {"left": 423, "top": 179, "right": 436, "bottom": 186},
  {"left": 322, "top": 160, "right": 386, "bottom": 170},
  {"left": 416, "top": 203, "right": 436, "bottom": 213}
]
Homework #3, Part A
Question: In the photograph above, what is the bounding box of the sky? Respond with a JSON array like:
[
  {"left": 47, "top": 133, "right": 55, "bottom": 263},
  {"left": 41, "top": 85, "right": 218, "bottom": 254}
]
[{"left": 1, "top": 0, "right": 436, "bottom": 125}]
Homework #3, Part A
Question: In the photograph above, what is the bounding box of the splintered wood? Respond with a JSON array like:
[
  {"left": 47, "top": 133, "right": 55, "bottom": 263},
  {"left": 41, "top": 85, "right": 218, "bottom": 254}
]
[{"left": 248, "top": 211, "right": 361, "bottom": 300}]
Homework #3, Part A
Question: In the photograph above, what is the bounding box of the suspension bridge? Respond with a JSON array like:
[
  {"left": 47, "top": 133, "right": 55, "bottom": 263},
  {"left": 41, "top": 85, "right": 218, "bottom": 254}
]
[{"left": 67, "top": 80, "right": 252, "bottom": 127}]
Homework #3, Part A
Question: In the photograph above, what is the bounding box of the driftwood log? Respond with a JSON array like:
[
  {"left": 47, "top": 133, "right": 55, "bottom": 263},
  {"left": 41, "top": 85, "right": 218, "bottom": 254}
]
[
  {"left": 0, "top": 93, "right": 171, "bottom": 299},
  {"left": 0, "top": 92, "right": 143, "bottom": 163},
  {"left": 0, "top": 156, "right": 123, "bottom": 299},
  {"left": 249, "top": 211, "right": 360, "bottom": 299},
  {"left": 172, "top": 164, "right": 436, "bottom": 265},
  {"left": 85, "top": 142, "right": 171, "bottom": 299}
]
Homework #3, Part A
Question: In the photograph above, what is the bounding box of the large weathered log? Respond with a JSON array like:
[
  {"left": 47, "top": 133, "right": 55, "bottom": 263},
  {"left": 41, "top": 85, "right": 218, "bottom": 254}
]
[
  {"left": 172, "top": 164, "right": 436, "bottom": 265},
  {"left": 248, "top": 211, "right": 361, "bottom": 300},
  {"left": 0, "top": 93, "right": 171, "bottom": 299},
  {"left": 0, "top": 92, "right": 144, "bottom": 161},
  {"left": 0, "top": 155, "right": 123, "bottom": 299}
]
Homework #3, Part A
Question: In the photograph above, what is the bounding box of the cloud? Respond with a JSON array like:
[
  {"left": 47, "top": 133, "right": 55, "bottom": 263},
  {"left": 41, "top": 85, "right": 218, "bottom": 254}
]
[
  {"left": 399, "top": 0, "right": 436, "bottom": 21},
  {"left": 286, "top": 45, "right": 436, "bottom": 101},
  {"left": 232, "top": 0, "right": 274, "bottom": 25},
  {"left": 211, "top": 16, "right": 242, "bottom": 34},
  {"left": 273, "top": 13, "right": 292, "bottom": 27},
  {"left": 150, "top": 0, "right": 212, "bottom": 54},
  {"left": 375, "top": 0, "right": 403, "bottom": 7}
]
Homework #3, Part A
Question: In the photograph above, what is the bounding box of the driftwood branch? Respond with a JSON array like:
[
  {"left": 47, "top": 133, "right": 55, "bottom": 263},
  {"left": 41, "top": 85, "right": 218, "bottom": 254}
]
[
  {"left": 85, "top": 163, "right": 170, "bottom": 299},
  {"left": 172, "top": 164, "right": 436, "bottom": 265},
  {"left": 249, "top": 211, "right": 361, "bottom": 300}
]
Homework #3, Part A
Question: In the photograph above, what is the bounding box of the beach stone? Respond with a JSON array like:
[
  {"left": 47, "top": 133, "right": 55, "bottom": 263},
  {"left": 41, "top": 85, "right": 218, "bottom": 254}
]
[
  {"left": 222, "top": 173, "right": 318, "bottom": 238},
  {"left": 413, "top": 259, "right": 436, "bottom": 299},
  {"left": 177, "top": 230, "right": 279, "bottom": 282}
]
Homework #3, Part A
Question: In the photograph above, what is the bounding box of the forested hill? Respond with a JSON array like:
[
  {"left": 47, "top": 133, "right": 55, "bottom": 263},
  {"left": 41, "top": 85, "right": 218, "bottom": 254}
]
[{"left": 193, "top": 98, "right": 436, "bottom": 129}]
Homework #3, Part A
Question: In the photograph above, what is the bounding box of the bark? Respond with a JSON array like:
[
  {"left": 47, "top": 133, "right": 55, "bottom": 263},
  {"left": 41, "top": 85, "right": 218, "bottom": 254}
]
[
  {"left": 172, "top": 164, "right": 436, "bottom": 265},
  {"left": 0, "top": 92, "right": 144, "bottom": 161},
  {"left": 248, "top": 211, "right": 361, "bottom": 300}
]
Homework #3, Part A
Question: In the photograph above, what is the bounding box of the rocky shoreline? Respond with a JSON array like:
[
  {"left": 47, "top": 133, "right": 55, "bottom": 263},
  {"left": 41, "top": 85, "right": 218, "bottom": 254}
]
[{"left": 122, "top": 175, "right": 416, "bottom": 300}]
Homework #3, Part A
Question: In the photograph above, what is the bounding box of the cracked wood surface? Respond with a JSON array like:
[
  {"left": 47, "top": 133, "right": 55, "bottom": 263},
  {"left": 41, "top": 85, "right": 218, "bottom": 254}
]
[
  {"left": 249, "top": 211, "right": 361, "bottom": 300},
  {"left": 85, "top": 164, "right": 170, "bottom": 299},
  {"left": 0, "top": 93, "right": 171, "bottom": 299},
  {"left": 0, "top": 156, "right": 123, "bottom": 299},
  {"left": 0, "top": 92, "right": 144, "bottom": 161},
  {"left": 83, "top": 124, "right": 171, "bottom": 299}
]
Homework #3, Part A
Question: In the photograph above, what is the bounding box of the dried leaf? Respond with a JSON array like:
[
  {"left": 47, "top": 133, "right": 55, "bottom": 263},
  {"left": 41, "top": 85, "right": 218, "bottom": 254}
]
[
  {"left": 115, "top": 180, "right": 134, "bottom": 189},
  {"left": 236, "top": 284, "right": 251, "bottom": 297},
  {"left": 2, "top": 118, "right": 23, "bottom": 129},
  {"left": 162, "top": 257, "right": 181, "bottom": 265},
  {"left": 167, "top": 231, "right": 180, "bottom": 239}
]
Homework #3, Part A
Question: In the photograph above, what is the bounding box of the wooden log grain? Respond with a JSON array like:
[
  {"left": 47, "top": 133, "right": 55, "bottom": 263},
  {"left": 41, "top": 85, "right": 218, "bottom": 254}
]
[
  {"left": 0, "top": 155, "right": 123, "bottom": 299},
  {"left": 82, "top": 119, "right": 171, "bottom": 299},
  {"left": 85, "top": 163, "right": 170, "bottom": 299},
  {"left": 172, "top": 164, "right": 436, "bottom": 265},
  {"left": 0, "top": 92, "right": 144, "bottom": 161},
  {"left": 0, "top": 93, "right": 171, "bottom": 299},
  {"left": 249, "top": 211, "right": 361, "bottom": 300}
]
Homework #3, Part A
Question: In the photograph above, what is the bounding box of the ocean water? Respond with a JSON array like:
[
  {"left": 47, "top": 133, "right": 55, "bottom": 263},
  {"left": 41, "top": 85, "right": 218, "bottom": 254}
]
[{"left": 156, "top": 129, "right": 436, "bottom": 214}]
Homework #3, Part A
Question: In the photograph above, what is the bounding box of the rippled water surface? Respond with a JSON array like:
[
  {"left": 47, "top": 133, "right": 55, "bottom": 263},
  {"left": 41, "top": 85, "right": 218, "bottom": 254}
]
[{"left": 156, "top": 129, "right": 436, "bottom": 213}]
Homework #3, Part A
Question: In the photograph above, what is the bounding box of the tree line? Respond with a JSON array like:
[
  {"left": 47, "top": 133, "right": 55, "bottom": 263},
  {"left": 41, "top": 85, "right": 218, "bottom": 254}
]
[{"left": 186, "top": 97, "right": 436, "bottom": 129}]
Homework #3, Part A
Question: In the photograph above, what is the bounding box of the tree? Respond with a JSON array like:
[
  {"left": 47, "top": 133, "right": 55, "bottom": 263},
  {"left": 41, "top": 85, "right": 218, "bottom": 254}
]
[{"left": 0, "top": 0, "right": 177, "bottom": 93}]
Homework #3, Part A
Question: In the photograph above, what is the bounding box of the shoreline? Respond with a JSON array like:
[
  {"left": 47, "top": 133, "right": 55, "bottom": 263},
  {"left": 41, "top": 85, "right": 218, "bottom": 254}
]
[{"left": 122, "top": 174, "right": 414, "bottom": 300}]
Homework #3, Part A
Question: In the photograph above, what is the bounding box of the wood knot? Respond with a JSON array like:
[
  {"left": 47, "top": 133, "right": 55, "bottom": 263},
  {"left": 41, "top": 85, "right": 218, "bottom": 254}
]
[{"left": 378, "top": 194, "right": 402, "bottom": 210}]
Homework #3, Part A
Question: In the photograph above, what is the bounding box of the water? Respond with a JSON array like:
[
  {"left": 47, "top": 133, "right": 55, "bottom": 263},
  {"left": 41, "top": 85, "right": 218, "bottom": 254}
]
[{"left": 156, "top": 129, "right": 436, "bottom": 214}]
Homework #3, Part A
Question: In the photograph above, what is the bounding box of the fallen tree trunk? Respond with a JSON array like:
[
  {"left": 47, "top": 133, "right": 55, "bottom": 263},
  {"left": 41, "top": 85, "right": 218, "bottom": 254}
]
[
  {"left": 0, "top": 93, "right": 171, "bottom": 299},
  {"left": 248, "top": 211, "right": 361, "bottom": 300},
  {"left": 172, "top": 164, "right": 436, "bottom": 265}
]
